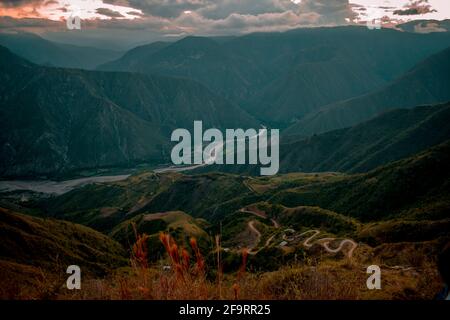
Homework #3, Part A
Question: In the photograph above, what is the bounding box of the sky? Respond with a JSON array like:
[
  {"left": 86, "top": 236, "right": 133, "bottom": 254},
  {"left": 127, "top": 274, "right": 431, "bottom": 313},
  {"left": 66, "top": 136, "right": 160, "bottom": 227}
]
[{"left": 0, "top": 0, "right": 449, "bottom": 49}]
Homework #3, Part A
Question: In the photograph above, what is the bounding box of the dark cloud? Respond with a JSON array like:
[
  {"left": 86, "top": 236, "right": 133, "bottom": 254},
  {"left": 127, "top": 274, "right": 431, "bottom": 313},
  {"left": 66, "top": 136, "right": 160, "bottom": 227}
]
[
  {"left": 104, "top": 0, "right": 354, "bottom": 24},
  {"left": 394, "top": 0, "right": 437, "bottom": 16},
  {"left": 103, "top": 0, "right": 210, "bottom": 18},
  {"left": 96, "top": 8, "right": 125, "bottom": 18},
  {"left": 198, "top": 0, "right": 298, "bottom": 20},
  {"left": 127, "top": 11, "right": 145, "bottom": 17}
]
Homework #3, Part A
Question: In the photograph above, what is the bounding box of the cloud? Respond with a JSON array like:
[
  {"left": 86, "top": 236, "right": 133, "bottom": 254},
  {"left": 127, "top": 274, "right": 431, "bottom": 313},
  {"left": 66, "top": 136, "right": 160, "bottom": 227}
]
[
  {"left": 0, "top": 1, "right": 351, "bottom": 40},
  {"left": 394, "top": 0, "right": 437, "bottom": 16},
  {"left": 172, "top": 9, "right": 320, "bottom": 35},
  {"left": 197, "top": 0, "right": 298, "bottom": 20},
  {"left": 104, "top": 0, "right": 355, "bottom": 24},
  {"left": 298, "top": 0, "right": 356, "bottom": 24},
  {"left": 103, "top": 0, "right": 210, "bottom": 18},
  {"left": 96, "top": 8, "right": 125, "bottom": 18}
]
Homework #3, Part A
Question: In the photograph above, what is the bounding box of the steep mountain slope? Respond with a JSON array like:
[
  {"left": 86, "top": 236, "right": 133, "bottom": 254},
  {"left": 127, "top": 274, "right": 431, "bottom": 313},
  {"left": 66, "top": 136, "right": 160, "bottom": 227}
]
[
  {"left": 287, "top": 46, "right": 450, "bottom": 136},
  {"left": 279, "top": 103, "right": 450, "bottom": 173},
  {"left": 100, "top": 26, "right": 450, "bottom": 125},
  {"left": 247, "top": 44, "right": 385, "bottom": 123},
  {"left": 0, "top": 46, "right": 258, "bottom": 178},
  {"left": 0, "top": 31, "right": 123, "bottom": 70},
  {"left": 98, "top": 41, "right": 170, "bottom": 71},
  {"left": 101, "top": 36, "right": 266, "bottom": 103}
]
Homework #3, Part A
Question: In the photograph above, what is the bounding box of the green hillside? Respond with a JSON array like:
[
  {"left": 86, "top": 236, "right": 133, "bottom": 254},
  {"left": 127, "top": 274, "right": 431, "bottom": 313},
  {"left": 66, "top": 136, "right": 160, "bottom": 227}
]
[
  {"left": 270, "top": 140, "right": 450, "bottom": 222},
  {"left": 110, "top": 211, "right": 210, "bottom": 260}
]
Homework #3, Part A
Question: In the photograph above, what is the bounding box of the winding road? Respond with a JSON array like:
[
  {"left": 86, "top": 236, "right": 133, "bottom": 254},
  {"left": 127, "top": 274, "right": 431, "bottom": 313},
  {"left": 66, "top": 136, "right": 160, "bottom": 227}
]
[
  {"left": 285, "top": 229, "right": 358, "bottom": 258},
  {"left": 240, "top": 206, "right": 358, "bottom": 259}
]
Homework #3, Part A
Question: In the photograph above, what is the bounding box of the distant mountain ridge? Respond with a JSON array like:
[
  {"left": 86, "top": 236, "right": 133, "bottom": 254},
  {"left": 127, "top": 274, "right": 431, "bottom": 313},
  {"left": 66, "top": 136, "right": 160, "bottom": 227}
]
[
  {"left": 0, "top": 31, "right": 123, "bottom": 70},
  {"left": 100, "top": 26, "right": 450, "bottom": 126},
  {"left": 285, "top": 46, "right": 450, "bottom": 137}
]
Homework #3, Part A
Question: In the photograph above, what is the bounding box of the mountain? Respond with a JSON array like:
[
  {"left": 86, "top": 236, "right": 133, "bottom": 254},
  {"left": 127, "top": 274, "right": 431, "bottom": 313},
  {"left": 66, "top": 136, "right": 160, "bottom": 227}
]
[
  {"left": 279, "top": 103, "right": 450, "bottom": 173},
  {"left": 245, "top": 44, "right": 385, "bottom": 123},
  {"left": 0, "top": 31, "right": 123, "bottom": 70},
  {"left": 0, "top": 46, "right": 258, "bottom": 178},
  {"left": 192, "top": 102, "right": 450, "bottom": 176},
  {"left": 100, "top": 26, "right": 450, "bottom": 126},
  {"left": 397, "top": 19, "right": 450, "bottom": 33},
  {"left": 100, "top": 36, "right": 266, "bottom": 103},
  {"left": 286, "top": 46, "right": 450, "bottom": 136},
  {"left": 99, "top": 41, "right": 170, "bottom": 71}
]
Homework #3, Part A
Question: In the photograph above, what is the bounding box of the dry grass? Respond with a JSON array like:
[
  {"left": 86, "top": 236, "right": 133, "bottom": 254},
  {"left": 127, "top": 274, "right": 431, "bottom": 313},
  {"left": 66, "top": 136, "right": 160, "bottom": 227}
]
[
  {"left": 54, "top": 232, "right": 442, "bottom": 300},
  {"left": 2, "top": 229, "right": 443, "bottom": 300}
]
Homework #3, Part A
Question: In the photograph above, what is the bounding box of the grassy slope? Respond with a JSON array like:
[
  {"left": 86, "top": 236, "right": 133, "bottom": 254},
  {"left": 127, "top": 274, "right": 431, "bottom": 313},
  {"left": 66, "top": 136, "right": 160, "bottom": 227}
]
[
  {"left": 269, "top": 140, "right": 450, "bottom": 222},
  {"left": 0, "top": 207, "right": 127, "bottom": 275},
  {"left": 110, "top": 211, "right": 210, "bottom": 260},
  {"left": 42, "top": 172, "right": 180, "bottom": 231}
]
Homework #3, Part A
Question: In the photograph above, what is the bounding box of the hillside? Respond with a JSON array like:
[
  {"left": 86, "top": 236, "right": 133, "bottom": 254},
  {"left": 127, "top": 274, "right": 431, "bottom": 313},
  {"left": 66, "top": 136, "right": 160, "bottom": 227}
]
[
  {"left": 287, "top": 46, "right": 450, "bottom": 136},
  {"left": 279, "top": 103, "right": 450, "bottom": 173},
  {"left": 0, "top": 46, "right": 258, "bottom": 178},
  {"left": 40, "top": 139, "right": 450, "bottom": 229},
  {"left": 99, "top": 41, "right": 169, "bottom": 71},
  {"left": 41, "top": 172, "right": 181, "bottom": 231},
  {"left": 40, "top": 171, "right": 254, "bottom": 229},
  {"left": 270, "top": 140, "right": 450, "bottom": 222},
  {"left": 110, "top": 211, "right": 210, "bottom": 260},
  {"left": 0, "top": 207, "right": 127, "bottom": 275}
]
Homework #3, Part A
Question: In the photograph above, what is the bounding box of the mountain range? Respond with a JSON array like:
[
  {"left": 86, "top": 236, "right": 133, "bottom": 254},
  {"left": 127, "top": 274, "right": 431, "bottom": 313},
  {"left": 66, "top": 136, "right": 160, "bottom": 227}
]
[
  {"left": 99, "top": 26, "right": 450, "bottom": 126},
  {"left": 0, "top": 46, "right": 257, "bottom": 178}
]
